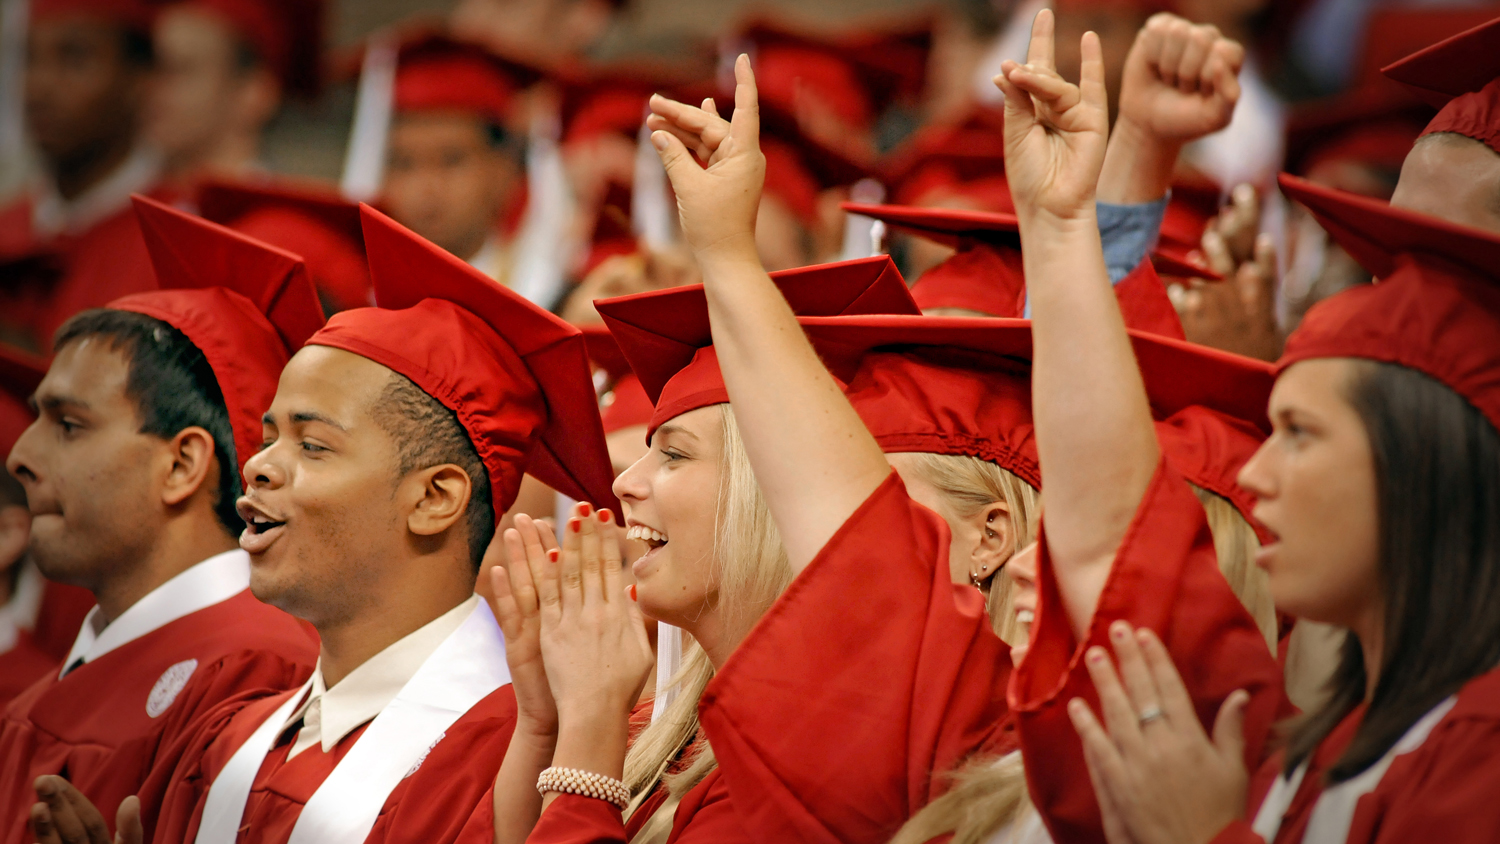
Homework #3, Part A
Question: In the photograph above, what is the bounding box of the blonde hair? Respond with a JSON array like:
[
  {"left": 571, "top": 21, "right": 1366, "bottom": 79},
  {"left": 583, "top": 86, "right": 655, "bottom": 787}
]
[
  {"left": 623, "top": 405, "right": 792, "bottom": 799},
  {"left": 891, "top": 476, "right": 1272, "bottom": 844}
]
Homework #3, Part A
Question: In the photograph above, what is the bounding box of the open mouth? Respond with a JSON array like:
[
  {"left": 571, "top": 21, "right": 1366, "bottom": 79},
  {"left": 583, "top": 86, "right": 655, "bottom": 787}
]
[
  {"left": 237, "top": 498, "right": 288, "bottom": 555},
  {"left": 625, "top": 524, "right": 668, "bottom": 552},
  {"left": 245, "top": 515, "right": 285, "bottom": 534}
]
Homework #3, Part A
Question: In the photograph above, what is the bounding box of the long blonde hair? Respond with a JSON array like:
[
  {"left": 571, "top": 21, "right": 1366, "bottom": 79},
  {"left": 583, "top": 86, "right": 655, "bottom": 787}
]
[
  {"left": 622, "top": 405, "right": 792, "bottom": 798},
  {"left": 891, "top": 476, "right": 1271, "bottom": 844}
]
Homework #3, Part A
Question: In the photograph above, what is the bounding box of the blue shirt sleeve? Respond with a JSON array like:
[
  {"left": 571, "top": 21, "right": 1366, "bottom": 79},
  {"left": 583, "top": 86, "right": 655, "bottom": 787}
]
[{"left": 1022, "top": 195, "right": 1170, "bottom": 318}]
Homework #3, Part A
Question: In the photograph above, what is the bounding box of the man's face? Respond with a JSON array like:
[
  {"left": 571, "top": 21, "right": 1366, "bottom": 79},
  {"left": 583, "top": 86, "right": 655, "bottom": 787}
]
[
  {"left": 144, "top": 6, "right": 263, "bottom": 165},
  {"left": 26, "top": 16, "right": 146, "bottom": 167},
  {"left": 383, "top": 112, "right": 520, "bottom": 262},
  {"left": 239, "top": 346, "right": 408, "bottom": 627},
  {"left": 6, "top": 339, "right": 162, "bottom": 589}
]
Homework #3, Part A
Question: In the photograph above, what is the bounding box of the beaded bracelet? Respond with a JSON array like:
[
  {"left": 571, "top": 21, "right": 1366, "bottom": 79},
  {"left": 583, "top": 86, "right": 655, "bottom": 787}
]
[{"left": 536, "top": 766, "right": 632, "bottom": 810}]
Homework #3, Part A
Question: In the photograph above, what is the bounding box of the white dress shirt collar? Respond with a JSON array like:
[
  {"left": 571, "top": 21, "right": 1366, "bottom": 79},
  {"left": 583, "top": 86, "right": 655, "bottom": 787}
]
[
  {"left": 61, "top": 549, "right": 250, "bottom": 677},
  {"left": 282, "top": 594, "right": 478, "bottom": 758},
  {"left": 31, "top": 146, "right": 163, "bottom": 238}
]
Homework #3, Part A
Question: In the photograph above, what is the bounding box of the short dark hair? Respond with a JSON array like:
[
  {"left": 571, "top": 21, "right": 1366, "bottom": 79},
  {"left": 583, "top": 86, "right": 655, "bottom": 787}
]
[
  {"left": 54, "top": 310, "right": 242, "bottom": 535},
  {"left": 370, "top": 372, "right": 495, "bottom": 569},
  {"left": 1286, "top": 360, "right": 1500, "bottom": 782}
]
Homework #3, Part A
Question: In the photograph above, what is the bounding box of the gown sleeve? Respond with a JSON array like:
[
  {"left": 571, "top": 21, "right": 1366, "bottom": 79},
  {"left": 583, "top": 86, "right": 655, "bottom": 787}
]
[
  {"left": 524, "top": 771, "right": 749, "bottom": 844},
  {"left": 1010, "top": 458, "right": 1287, "bottom": 844},
  {"left": 697, "top": 472, "right": 1014, "bottom": 844}
]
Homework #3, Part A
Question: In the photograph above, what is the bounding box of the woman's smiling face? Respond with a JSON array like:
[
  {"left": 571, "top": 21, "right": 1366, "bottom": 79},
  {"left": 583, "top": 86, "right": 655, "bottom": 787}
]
[{"left": 612, "top": 405, "right": 725, "bottom": 628}]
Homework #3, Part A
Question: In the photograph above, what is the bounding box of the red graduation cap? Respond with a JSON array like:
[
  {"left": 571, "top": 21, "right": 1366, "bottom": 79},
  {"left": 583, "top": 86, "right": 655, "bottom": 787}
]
[
  {"left": 580, "top": 325, "right": 655, "bottom": 436},
  {"left": 1283, "top": 84, "right": 1433, "bottom": 182},
  {"left": 595, "top": 255, "right": 919, "bottom": 438},
  {"left": 31, "top": 0, "right": 155, "bottom": 31},
  {"left": 389, "top": 32, "right": 546, "bottom": 125},
  {"left": 1277, "top": 173, "right": 1500, "bottom": 435},
  {"left": 1381, "top": 15, "right": 1500, "bottom": 154},
  {"left": 307, "top": 205, "right": 617, "bottom": 515},
  {"left": 197, "top": 179, "right": 372, "bottom": 314},
  {"left": 110, "top": 195, "right": 326, "bottom": 474},
  {"left": 881, "top": 106, "right": 1011, "bottom": 211},
  {"left": 0, "top": 344, "right": 48, "bottom": 457},
  {"left": 178, "top": 0, "right": 325, "bottom": 96}
]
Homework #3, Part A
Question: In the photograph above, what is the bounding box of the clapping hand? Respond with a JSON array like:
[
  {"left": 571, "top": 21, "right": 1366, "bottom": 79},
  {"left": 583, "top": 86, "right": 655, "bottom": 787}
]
[
  {"left": 488, "top": 514, "right": 561, "bottom": 736},
  {"left": 29, "top": 778, "right": 141, "bottom": 844}
]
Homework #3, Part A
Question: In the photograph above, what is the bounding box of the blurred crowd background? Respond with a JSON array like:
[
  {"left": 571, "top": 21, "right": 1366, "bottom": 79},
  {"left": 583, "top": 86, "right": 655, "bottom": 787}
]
[{"left": 4, "top": 0, "right": 1500, "bottom": 372}]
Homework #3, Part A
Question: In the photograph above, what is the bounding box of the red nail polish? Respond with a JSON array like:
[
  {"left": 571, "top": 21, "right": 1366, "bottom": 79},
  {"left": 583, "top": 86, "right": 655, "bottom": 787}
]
[
  {"left": 548, "top": 549, "right": 559, "bottom": 562},
  {"left": 571, "top": 519, "right": 582, "bottom": 533},
  {"left": 598, "top": 509, "right": 611, "bottom": 523},
  {"left": 628, "top": 584, "right": 637, "bottom": 600},
  {"left": 578, "top": 502, "right": 592, "bottom": 517}
]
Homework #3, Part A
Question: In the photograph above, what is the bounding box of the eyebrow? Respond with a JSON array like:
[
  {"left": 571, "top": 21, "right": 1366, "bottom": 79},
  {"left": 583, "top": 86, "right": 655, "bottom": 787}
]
[
  {"left": 265, "top": 410, "right": 349, "bottom": 431},
  {"left": 654, "top": 423, "right": 699, "bottom": 443},
  {"left": 33, "top": 393, "right": 89, "bottom": 413}
]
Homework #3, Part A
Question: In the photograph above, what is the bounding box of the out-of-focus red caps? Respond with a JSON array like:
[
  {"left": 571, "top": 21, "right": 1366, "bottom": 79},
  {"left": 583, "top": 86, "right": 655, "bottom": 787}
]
[
  {"left": 308, "top": 205, "right": 617, "bottom": 515},
  {"left": 595, "top": 255, "right": 918, "bottom": 439},
  {"left": 31, "top": 0, "right": 155, "bottom": 31},
  {"left": 881, "top": 107, "right": 1010, "bottom": 211},
  {"left": 1277, "top": 173, "right": 1500, "bottom": 435},
  {"left": 197, "top": 179, "right": 371, "bottom": 314},
  {"left": 579, "top": 324, "right": 654, "bottom": 435},
  {"left": 0, "top": 344, "right": 47, "bottom": 457},
  {"left": 1283, "top": 85, "right": 1433, "bottom": 182},
  {"left": 110, "top": 195, "right": 326, "bottom": 473},
  {"left": 389, "top": 32, "right": 545, "bottom": 125},
  {"left": 176, "top": 0, "right": 325, "bottom": 96}
]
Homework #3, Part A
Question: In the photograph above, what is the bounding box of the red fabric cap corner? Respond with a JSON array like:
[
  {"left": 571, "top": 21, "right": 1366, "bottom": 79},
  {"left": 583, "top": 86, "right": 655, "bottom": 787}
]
[
  {"left": 110, "top": 196, "right": 326, "bottom": 474},
  {"left": 1381, "top": 15, "right": 1500, "bottom": 108},
  {"left": 912, "top": 247, "right": 1026, "bottom": 317},
  {"left": 308, "top": 205, "right": 616, "bottom": 516},
  {"left": 1419, "top": 76, "right": 1500, "bottom": 155},
  {"left": 1278, "top": 174, "right": 1500, "bottom": 435}
]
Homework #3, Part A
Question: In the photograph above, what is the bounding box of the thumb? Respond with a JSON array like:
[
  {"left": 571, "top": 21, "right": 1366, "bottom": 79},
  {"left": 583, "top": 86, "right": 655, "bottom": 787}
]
[
  {"left": 115, "top": 797, "right": 143, "bottom": 844},
  {"left": 1212, "top": 689, "right": 1249, "bottom": 764},
  {"left": 651, "top": 130, "right": 698, "bottom": 190}
]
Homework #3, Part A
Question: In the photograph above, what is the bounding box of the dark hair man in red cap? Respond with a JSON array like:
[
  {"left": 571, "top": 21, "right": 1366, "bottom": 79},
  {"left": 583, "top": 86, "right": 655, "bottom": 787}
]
[
  {"left": 29, "top": 204, "right": 616, "bottom": 844},
  {"left": 145, "top": 0, "right": 323, "bottom": 192},
  {"left": 0, "top": 197, "right": 324, "bottom": 844},
  {"left": 0, "top": 0, "right": 165, "bottom": 351}
]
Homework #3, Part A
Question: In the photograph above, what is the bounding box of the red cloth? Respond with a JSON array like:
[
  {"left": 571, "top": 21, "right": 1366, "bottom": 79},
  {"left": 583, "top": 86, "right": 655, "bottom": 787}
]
[
  {"left": 698, "top": 473, "right": 1014, "bottom": 844},
  {"left": 0, "top": 631, "right": 57, "bottom": 707},
  {"left": 911, "top": 247, "right": 1026, "bottom": 317},
  {"left": 1010, "top": 459, "right": 1289, "bottom": 844},
  {"left": 310, "top": 205, "right": 618, "bottom": 514},
  {"left": 1277, "top": 174, "right": 1500, "bottom": 436},
  {"left": 1211, "top": 665, "right": 1500, "bottom": 843},
  {"left": 144, "top": 684, "right": 518, "bottom": 843},
  {"left": 392, "top": 34, "right": 543, "bottom": 125},
  {"left": 29, "top": 581, "right": 95, "bottom": 662},
  {"left": 512, "top": 771, "right": 745, "bottom": 844},
  {"left": 0, "top": 591, "right": 317, "bottom": 844},
  {"left": 184, "top": 0, "right": 323, "bottom": 95},
  {"left": 1420, "top": 76, "right": 1500, "bottom": 156}
]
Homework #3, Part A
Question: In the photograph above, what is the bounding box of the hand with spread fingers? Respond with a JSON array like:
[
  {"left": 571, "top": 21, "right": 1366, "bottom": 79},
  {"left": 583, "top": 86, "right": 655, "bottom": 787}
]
[
  {"left": 1067, "top": 621, "right": 1250, "bottom": 844},
  {"left": 30, "top": 777, "right": 141, "bottom": 844},
  {"left": 646, "top": 53, "right": 765, "bottom": 267},
  {"left": 1176, "top": 185, "right": 1283, "bottom": 361},
  {"left": 488, "top": 513, "right": 561, "bottom": 737},
  {"left": 538, "top": 503, "right": 654, "bottom": 781},
  {"left": 994, "top": 9, "right": 1111, "bottom": 225}
]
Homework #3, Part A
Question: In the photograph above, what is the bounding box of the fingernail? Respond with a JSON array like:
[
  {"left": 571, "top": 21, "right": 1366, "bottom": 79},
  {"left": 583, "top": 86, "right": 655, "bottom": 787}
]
[
  {"left": 548, "top": 549, "right": 559, "bottom": 562},
  {"left": 598, "top": 509, "right": 611, "bottom": 523},
  {"left": 1087, "top": 647, "right": 1107, "bottom": 664},
  {"left": 578, "top": 502, "right": 592, "bottom": 517},
  {"left": 570, "top": 519, "right": 581, "bottom": 533},
  {"left": 1110, "top": 621, "right": 1130, "bottom": 641},
  {"left": 1068, "top": 698, "right": 1087, "bottom": 717},
  {"left": 1136, "top": 629, "right": 1153, "bottom": 644},
  {"left": 628, "top": 584, "right": 637, "bottom": 601},
  {"left": 651, "top": 131, "right": 668, "bottom": 151}
]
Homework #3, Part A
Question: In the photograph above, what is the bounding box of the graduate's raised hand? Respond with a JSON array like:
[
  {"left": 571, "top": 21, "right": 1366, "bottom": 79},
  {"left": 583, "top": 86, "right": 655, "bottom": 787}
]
[
  {"left": 1117, "top": 14, "right": 1243, "bottom": 147},
  {"left": 29, "top": 778, "right": 141, "bottom": 844},
  {"left": 646, "top": 53, "right": 765, "bottom": 266},
  {"left": 488, "top": 514, "right": 560, "bottom": 736},
  {"left": 995, "top": 9, "right": 1110, "bottom": 224},
  {"left": 1068, "top": 622, "right": 1248, "bottom": 844}
]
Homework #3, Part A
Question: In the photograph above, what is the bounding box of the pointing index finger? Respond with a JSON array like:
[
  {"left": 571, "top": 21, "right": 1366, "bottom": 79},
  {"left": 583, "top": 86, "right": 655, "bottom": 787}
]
[{"left": 1026, "top": 8, "right": 1057, "bottom": 73}]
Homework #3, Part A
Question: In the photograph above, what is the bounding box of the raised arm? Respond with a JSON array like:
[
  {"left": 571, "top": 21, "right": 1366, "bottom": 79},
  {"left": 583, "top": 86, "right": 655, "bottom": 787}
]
[
  {"left": 645, "top": 56, "right": 891, "bottom": 574},
  {"left": 997, "top": 11, "right": 1160, "bottom": 639}
]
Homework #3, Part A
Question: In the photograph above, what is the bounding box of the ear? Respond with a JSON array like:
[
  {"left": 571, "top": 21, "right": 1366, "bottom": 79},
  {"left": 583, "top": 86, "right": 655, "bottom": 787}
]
[
  {"left": 406, "top": 464, "right": 473, "bottom": 538},
  {"left": 159, "top": 427, "right": 220, "bottom": 509},
  {"left": 969, "top": 500, "right": 1016, "bottom": 584}
]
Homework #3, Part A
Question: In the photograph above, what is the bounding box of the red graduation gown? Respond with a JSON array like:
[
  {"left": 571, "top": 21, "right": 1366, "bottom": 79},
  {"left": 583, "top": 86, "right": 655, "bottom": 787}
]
[
  {"left": 1211, "top": 666, "right": 1500, "bottom": 843},
  {"left": 0, "top": 590, "right": 316, "bottom": 844},
  {"left": 1010, "top": 459, "right": 1289, "bottom": 844},
  {"left": 0, "top": 630, "right": 56, "bottom": 706},
  {"left": 143, "top": 683, "right": 519, "bottom": 844},
  {"left": 695, "top": 472, "right": 1015, "bottom": 844},
  {"left": 494, "top": 770, "right": 747, "bottom": 844}
]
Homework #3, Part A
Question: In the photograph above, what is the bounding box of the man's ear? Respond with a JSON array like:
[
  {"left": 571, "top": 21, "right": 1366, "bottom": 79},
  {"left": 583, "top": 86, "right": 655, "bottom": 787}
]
[
  {"left": 160, "top": 427, "right": 220, "bottom": 508},
  {"left": 970, "top": 501, "right": 1016, "bottom": 584},
  {"left": 407, "top": 465, "right": 473, "bottom": 537}
]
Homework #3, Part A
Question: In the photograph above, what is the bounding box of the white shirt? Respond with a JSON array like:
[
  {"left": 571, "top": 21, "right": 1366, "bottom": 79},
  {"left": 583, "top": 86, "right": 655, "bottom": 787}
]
[
  {"left": 60, "top": 549, "right": 250, "bottom": 677},
  {"left": 0, "top": 561, "right": 44, "bottom": 653},
  {"left": 281, "top": 594, "right": 478, "bottom": 758},
  {"left": 30, "top": 146, "right": 162, "bottom": 238}
]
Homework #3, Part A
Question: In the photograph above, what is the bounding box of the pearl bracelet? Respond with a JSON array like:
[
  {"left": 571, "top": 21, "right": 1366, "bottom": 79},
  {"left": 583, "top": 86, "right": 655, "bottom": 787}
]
[{"left": 536, "top": 766, "right": 632, "bottom": 810}]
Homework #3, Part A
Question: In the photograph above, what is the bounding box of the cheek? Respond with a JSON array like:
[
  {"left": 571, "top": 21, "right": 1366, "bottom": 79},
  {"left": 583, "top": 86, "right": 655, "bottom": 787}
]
[{"left": 1269, "top": 447, "right": 1381, "bottom": 621}]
